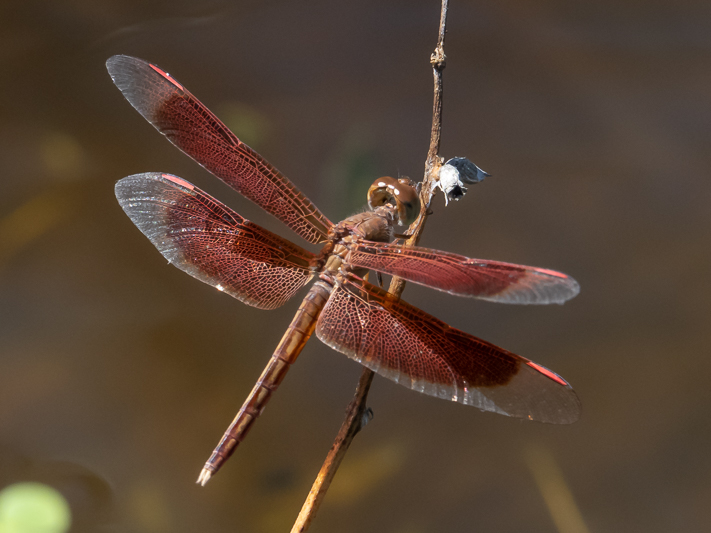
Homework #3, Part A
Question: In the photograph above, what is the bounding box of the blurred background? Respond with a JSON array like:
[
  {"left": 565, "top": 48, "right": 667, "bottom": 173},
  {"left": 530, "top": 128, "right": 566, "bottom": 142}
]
[{"left": 1, "top": 0, "right": 710, "bottom": 531}]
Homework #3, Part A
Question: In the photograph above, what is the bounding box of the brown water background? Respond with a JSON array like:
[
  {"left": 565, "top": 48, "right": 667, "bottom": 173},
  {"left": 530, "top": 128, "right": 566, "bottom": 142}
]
[{"left": 1, "top": 1, "right": 710, "bottom": 532}]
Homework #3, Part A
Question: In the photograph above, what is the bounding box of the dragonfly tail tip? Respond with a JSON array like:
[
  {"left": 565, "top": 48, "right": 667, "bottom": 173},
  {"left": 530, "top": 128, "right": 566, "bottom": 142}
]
[{"left": 196, "top": 469, "right": 213, "bottom": 486}]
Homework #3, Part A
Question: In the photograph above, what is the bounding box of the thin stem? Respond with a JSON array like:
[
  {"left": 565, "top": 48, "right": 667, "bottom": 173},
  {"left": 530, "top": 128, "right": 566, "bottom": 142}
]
[
  {"left": 290, "top": 1, "right": 449, "bottom": 530},
  {"left": 428, "top": 0, "right": 448, "bottom": 171},
  {"left": 388, "top": 0, "right": 448, "bottom": 295},
  {"left": 290, "top": 368, "right": 374, "bottom": 533}
]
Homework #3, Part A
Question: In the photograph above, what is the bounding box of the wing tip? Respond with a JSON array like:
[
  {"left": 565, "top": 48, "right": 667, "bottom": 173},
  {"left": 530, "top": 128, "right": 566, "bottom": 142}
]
[
  {"left": 106, "top": 54, "right": 139, "bottom": 79},
  {"left": 544, "top": 393, "right": 582, "bottom": 425},
  {"left": 526, "top": 361, "right": 569, "bottom": 387},
  {"left": 561, "top": 276, "right": 581, "bottom": 302},
  {"left": 115, "top": 172, "right": 194, "bottom": 193},
  {"left": 496, "top": 272, "right": 580, "bottom": 305},
  {"left": 106, "top": 53, "right": 126, "bottom": 68},
  {"left": 114, "top": 172, "right": 176, "bottom": 204},
  {"left": 523, "top": 360, "right": 582, "bottom": 424}
]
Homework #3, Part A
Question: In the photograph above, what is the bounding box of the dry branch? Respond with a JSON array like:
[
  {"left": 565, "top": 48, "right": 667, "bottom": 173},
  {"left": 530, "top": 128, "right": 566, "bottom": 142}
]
[{"left": 290, "top": 1, "right": 450, "bottom": 531}]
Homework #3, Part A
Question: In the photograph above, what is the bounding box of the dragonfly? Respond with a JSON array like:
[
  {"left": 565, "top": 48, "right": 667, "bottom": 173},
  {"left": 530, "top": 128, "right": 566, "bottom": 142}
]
[{"left": 107, "top": 55, "right": 581, "bottom": 486}]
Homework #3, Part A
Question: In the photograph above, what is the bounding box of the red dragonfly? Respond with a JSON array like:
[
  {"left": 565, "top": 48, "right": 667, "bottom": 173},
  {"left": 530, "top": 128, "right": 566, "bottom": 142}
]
[{"left": 107, "top": 55, "right": 580, "bottom": 485}]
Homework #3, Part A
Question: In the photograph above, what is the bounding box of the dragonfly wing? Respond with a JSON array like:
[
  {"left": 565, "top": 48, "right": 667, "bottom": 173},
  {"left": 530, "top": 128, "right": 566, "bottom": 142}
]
[
  {"left": 115, "top": 173, "right": 315, "bottom": 310},
  {"left": 347, "top": 241, "right": 579, "bottom": 304},
  {"left": 316, "top": 273, "right": 580, "bottom": 423},
  {"left": 107, "top": 55, "right": 334, "bottom": 244}
]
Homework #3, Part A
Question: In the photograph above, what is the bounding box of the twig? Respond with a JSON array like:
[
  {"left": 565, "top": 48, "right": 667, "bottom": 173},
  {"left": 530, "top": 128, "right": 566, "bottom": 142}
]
[
  {"left": 290, "top": 1, "right": 449, "bottom": 531},
  {"left": 290, "top": 368, "right": 374, "bottom": 533},
  {"left": 389, "top": 0, "right": 449, "bottom": 293}
]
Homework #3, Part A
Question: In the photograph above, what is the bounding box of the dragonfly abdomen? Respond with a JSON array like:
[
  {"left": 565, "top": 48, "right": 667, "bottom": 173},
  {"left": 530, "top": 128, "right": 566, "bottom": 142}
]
[{"left": 197, "top": 280, "right": 333, "bottom": 485}]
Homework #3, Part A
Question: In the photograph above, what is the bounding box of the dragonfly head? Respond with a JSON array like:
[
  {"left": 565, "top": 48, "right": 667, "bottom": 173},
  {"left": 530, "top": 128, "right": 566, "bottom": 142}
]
[{"left": 367, "top": 176, "right": 420, "bottom": 227}]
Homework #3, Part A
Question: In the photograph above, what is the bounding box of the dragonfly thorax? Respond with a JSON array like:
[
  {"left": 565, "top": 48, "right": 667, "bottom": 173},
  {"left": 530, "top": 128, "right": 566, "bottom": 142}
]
[
  {"left": 311, "top": 207, "right": 395, "bottom": 276},
  {"left": 336, "top": 207, "right": 395, "bottom": 243}
]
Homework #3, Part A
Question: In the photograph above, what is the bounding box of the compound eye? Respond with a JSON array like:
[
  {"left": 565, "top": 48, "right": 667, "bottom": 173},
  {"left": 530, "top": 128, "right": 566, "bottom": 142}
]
[{"left": 367, "top": 176, "right": 420, "bottom": 226}]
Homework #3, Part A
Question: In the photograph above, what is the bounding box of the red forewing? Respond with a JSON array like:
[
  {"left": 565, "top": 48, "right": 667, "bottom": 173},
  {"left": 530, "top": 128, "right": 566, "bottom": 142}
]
[
  {"left": 106, "top": 55, "right": 333, "bottom": 244},
  {"left": 115, "top": 173, "right": 315, "bottom": 310},
  {"left": 316, "top": 273, "right": 580, "bottom": 423},
  {"left": 347, "top": 240, "right": 579, "bottom": 304}
]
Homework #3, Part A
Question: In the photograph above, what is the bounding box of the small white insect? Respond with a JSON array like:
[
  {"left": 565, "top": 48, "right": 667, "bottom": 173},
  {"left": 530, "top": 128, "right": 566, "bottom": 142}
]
[{"left": 435, "top": 157, "right": 491, "bottom": 205}]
